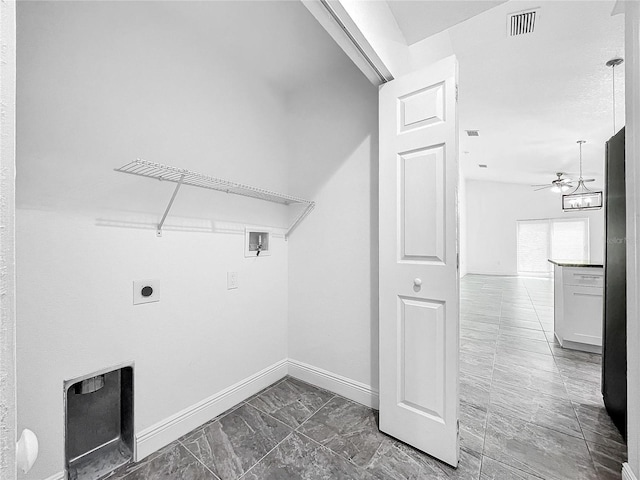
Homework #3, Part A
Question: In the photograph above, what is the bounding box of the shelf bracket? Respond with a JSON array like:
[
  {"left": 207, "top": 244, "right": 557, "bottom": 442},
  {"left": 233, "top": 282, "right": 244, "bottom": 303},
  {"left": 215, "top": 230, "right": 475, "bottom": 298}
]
[
  {"left": 157, "top": 174, "right": 185, "bottom": 237},
  {"left": 285, "top": 202, "right": 315, "bottom": 240}
]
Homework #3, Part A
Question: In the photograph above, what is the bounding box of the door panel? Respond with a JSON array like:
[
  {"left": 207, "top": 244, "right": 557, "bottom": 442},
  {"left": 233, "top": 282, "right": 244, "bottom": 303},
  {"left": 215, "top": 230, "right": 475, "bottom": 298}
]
[
  {"left": 398, "top": 82, "right": 445, "bottom": 132},
  {"left": 379, "top": 55, "right": 459, "bottom": 467},
  {"left": 400, "top": 146, "right": 445, "bottom": 262},
  {"left": 399, "top": 297, "right": 445, "bottom": 419}
]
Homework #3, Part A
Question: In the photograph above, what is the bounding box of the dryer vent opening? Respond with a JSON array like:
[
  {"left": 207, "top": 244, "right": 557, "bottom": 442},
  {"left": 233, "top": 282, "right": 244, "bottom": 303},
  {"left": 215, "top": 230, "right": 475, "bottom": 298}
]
[{"left": 65, "top": 365, "right": 134, "bottom": 480}]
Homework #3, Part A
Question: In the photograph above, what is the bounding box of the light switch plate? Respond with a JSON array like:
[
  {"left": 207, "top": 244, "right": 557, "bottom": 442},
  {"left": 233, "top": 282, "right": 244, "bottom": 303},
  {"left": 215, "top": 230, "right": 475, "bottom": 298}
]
[
  {"left": 227, "top": 272, "right": 238, "bottom": 290},
  {"left": 133, "top": 279, "right": 160, "bottom": 305}
]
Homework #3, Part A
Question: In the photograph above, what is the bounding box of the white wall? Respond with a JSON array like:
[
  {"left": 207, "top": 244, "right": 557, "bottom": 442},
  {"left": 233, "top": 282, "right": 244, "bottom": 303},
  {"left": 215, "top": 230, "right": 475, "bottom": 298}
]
[
  {"left": 465, "top": 179, "right": 605, "bottom": 276},
  {"left": 17, "top": 211, "right": 289, "bottom": 479},
  {"left": 623, "top": 1, "right": 640, "bottom": 477},
  {"left": 16, "top": 3, "right": 292, "bottom": 478},
  {"left": 459, "top": 173, "right": 468, "bottom": 277},
  {"left": 287, "top": 64, "right": 379, "bottom": 396},
  {"left": 0, "top": 1, "right": 17, "bottom": 479}
]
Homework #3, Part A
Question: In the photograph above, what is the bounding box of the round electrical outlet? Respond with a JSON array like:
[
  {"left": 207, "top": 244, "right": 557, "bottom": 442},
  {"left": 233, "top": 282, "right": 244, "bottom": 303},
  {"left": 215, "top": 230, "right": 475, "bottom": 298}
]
[{"left": 141, "top": 286, "right": 153, "bottom": 297}]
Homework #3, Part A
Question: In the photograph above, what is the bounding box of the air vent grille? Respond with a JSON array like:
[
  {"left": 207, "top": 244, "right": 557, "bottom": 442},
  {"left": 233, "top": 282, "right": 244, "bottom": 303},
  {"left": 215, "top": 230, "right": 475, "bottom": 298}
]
[
  {"left": 508, "top": 9, "right": 538, "bottom": 36},
  {"left": 466, "top": 130, "right": 480, "bottom": 137}
]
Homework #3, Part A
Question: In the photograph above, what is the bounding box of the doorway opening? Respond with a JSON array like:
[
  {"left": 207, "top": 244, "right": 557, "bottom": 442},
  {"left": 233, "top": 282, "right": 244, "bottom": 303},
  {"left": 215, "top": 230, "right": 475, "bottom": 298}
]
[{"left": 457, "top": 2, "right": 627, "bottom": 478}]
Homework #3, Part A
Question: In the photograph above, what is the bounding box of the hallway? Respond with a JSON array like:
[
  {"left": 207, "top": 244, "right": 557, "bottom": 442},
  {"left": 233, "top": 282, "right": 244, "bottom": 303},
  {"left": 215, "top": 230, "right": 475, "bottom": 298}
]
[{"left": 460, "top": 274, "right": 627, "bottom": 479}]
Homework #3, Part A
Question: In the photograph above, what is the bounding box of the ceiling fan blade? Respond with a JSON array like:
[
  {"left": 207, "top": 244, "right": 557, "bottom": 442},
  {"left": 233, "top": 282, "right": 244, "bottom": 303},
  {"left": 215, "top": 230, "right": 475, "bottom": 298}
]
[
  {"left": 531, "top": 184, "right": 551, "bottom": 187},
  {"left": 558, "top": 178, "right": 573, "bottom": 183},
  {"left": 582, "top": 179, "right": 596, "bottom": 182},
  {"left": 534, "top": 185, "right": 553, "bottom": 191}
]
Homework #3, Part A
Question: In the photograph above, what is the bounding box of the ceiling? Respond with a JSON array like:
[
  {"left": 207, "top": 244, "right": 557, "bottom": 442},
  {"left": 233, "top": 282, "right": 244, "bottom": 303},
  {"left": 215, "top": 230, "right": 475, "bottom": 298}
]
[
  {"left": 18, "top": 0, "right": 625, "bottom": 197},
  {"left": 157, "top": 1, "right": 352, "bottom": 95},
  {"left": 165, "top": 0, "right": 625, "bottom": 189},
  {"left": 16, "top": 0, "right": 361, "bottom": 215},
  {"left": 388, "top": 0, "right": 625, "bottom": 188},
  {"left": 175, "top": 0, "right": 625, "bottom": 190},
  {"left": 387, "top": 1, "right": 508, "bottom": 45}
]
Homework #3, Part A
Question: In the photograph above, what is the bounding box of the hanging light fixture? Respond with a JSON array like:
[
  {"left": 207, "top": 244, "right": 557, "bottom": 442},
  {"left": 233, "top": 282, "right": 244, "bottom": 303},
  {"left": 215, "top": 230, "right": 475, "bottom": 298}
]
[{"left": 562, "top": 140, "right": 603, "bottom": 211}]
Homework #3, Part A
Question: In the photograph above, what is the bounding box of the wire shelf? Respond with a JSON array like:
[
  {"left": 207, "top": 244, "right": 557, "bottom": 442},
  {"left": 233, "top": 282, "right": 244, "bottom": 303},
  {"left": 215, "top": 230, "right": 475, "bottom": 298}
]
[{"left": 115, "top": 159, "right": 315, "bottom": 237}]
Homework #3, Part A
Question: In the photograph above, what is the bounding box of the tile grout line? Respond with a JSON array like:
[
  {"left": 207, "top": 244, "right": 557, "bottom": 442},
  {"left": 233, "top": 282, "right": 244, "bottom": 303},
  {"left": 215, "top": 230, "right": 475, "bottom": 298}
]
[
  {"left": 177, "top": 439, "right": 223, "bottom": 480},
  {"left": 522, "top": 278, "right": 604, "bottom": 476},
  {"left": 183, "top": 378, "right": 332, "bottom": 480},
  {"left": 523, "top": 278, "right": 554, "bottom": 356},
  {"left": 237, "top": 389, "right": 341, "bottom": 479},
  {"left": 480, "top": 453, "right": 546, "bottom": 480},
  {"left": 481, "top": 397, "right": 586, "bottom": 441},
  {"left": 233, "top": 384, "right": 344, "bottom": 478},
  {"left": 294, "top": 428, "right": 376, "bottom": 476},
  {"left": 477, "top": 276, "right": 605, "bottom": 479},
  {"left": 479, "top": 277, "right": 500, "bottom": 466},
  {"left": 291, "top": 393, "right": 384, "bottom": 476},
  {"left": 293, "top": 394, "right": 337, "bottom": 433},
  {"left": 480, "top": 278, "right": 553, "bottom": 478},
  {"left": 235, "top": 381, "right": 332, "bottom": 479},
  {"left": 242, "top": 400, "right": 300, "bottom": 432},
  {"left": 236, "top": 431, "right": 296, "bottom": 480}
]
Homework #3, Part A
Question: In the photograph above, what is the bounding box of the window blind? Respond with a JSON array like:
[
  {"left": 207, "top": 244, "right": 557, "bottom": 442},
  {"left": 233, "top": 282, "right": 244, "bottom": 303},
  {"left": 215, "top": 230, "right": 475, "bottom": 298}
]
[{"left": 517, "top": 218, "right": 589, "bottom": 275}]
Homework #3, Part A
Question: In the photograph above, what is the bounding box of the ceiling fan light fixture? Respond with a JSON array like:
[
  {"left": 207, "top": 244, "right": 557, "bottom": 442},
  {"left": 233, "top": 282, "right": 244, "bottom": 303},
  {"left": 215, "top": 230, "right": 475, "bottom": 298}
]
[{"left": 551, "top": 184, "right": 561, "bottom": 193}]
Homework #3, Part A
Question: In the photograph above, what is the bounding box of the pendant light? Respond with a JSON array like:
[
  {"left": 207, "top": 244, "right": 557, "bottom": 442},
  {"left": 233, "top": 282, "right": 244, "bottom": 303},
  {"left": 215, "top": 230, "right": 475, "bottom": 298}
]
[{"left": 562, "top": 140, "right": 603, "bottom": 211}]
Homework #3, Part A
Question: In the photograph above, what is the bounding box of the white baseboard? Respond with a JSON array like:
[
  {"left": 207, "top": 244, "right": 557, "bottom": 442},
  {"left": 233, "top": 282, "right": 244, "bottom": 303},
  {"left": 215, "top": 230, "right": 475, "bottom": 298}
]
[
  {"left": 137, "top": 358, "right": 377, "bottom": 460},
  {"left": 623, "top": 463, "right": 638, "bottom": 480},
  {"left": 287, "top": 359, "right": 379, "bottom": 409},
  {"left": 43, "top": 473, "right": 64, "bottom": 480},
  {"left": 41, "top": 358, "right": 374, "bottom": 480},
  {"left": 135, "top": 358, "right": 288, "bottom": 461}
]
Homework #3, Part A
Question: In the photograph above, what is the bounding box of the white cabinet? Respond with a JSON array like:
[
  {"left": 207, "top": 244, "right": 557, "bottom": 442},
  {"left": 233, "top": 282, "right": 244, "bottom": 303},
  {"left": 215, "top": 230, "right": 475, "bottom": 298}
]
[{"left": 551, "top": 262, "right": 604, "bottom": 353}]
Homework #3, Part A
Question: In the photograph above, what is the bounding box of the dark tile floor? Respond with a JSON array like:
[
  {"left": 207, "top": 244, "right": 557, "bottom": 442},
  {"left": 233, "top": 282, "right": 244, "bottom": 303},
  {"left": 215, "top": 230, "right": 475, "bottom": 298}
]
[
  {"left": 105, "top": 274, "right": 627, "bottom": 480},
  {"left": 460, "top": 275, "right": 626, "bottom": 480}
]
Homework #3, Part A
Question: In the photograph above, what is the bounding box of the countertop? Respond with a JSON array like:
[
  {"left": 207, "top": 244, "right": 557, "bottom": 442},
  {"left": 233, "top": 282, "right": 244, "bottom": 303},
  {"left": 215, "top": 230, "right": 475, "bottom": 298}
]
[{"left": 548, "top": 259, "right": 604, "bottom": 268}]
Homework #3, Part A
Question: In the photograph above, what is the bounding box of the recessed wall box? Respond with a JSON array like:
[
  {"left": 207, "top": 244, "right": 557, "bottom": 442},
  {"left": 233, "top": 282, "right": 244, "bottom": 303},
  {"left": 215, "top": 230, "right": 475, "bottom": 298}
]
[
  {"left": 133, "top": 279, "right": 160, "bottom": 305},
  {"left": 245, "top": 229, "right": 271, "bottom": 257},
  {"left": 65, "top": 364, "right": 134, "bottom": 480}
]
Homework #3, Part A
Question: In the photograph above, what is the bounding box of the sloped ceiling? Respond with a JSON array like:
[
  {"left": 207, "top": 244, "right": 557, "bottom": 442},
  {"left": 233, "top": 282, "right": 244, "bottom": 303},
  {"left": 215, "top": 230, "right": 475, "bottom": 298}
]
[{"left": 387, "top": 0, "right": 508, "bottom": 45}]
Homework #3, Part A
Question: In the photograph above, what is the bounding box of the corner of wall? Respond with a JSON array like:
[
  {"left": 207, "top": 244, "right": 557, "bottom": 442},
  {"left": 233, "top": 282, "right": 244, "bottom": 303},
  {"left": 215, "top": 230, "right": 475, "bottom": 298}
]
[
  {"left": 0, "top": 1, "right": 17, "bottom": 478},
  {"left": 624, "top": 1, "right": 640, "bottom": 477}
]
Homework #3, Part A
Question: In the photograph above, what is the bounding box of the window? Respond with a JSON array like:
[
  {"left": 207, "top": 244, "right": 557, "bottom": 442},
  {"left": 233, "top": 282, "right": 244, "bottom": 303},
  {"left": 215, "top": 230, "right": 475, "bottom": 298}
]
[{"left": 517, "top": 218, "right": 589, "bottom": 275}]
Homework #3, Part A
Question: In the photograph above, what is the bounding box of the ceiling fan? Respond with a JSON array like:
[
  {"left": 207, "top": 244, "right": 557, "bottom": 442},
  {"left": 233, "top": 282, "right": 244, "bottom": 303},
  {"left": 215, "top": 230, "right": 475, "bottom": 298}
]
[{"left": 532, "top": 172, "right": 594, "bottom": 193}]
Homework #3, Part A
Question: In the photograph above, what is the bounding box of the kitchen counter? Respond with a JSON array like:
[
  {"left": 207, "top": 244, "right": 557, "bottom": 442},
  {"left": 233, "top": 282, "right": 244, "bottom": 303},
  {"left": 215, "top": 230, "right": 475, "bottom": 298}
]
[
  {"left": 548, "top": 259, "right": 604, "bottom": 268},
  {"left": 549, "top": 259, "right": 603, "bottom": 353}
]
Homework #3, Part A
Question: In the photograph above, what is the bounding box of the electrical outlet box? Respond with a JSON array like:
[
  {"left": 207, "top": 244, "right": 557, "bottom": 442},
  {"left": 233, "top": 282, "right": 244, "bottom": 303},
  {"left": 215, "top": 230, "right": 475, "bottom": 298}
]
[
  {"left": 133, "top": 280, "right": 160, "bottom": 305},
  {"left": 245, "top": 228, "right": 271, "bottom": 257},
  {"left": 227, "top": 272, "right": 238, "bottom": 290}
]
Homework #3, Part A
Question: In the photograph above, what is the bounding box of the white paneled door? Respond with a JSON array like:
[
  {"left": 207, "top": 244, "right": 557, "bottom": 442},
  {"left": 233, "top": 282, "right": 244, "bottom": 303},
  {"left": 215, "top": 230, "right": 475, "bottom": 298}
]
[{"left": 378, "top": 55, "right": 460, "bottom": 467}]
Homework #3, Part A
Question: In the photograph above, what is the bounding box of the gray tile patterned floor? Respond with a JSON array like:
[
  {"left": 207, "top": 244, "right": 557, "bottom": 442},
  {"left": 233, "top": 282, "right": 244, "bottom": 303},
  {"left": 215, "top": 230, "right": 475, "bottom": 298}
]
[
  {"left": 461, "top": 275, "right": 626, "bottom": 480},
  {"left": 106, "top": 274, "right": 627, "bottom": 480}
]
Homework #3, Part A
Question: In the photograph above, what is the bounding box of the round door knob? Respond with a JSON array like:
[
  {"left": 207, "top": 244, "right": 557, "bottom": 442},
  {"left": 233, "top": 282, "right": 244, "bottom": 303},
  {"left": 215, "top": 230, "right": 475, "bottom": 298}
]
[{"left": 414, "top": 278, "right": 422, "bottom": 287}]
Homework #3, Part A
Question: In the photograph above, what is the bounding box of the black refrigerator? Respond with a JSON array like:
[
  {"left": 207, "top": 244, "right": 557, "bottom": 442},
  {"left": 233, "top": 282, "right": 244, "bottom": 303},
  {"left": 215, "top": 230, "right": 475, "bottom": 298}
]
[{"left": 602, "top": 126, "right": 626, "bottom": 439}]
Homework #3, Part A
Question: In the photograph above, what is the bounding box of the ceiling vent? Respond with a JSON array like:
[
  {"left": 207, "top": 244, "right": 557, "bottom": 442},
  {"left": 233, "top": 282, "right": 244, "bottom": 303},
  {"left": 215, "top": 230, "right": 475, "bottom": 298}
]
[
  {"left": 466, "top": 130, "right": 480, "bottom": 137},
  {"left": 478, "top": 164, "right": 488, "bottom": 168},
  {"left": 507, "top": 8, "right": 538, "bottom": 36}
]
